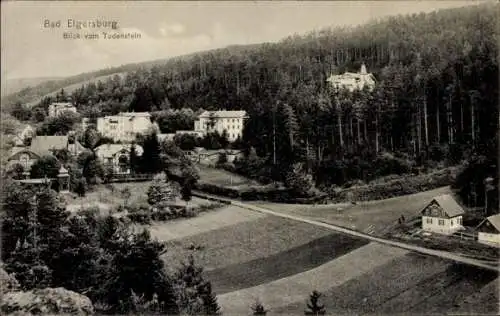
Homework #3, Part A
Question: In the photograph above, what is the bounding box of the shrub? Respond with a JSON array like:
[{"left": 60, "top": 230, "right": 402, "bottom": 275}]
[
  {"left": 330, "top": 167, "right": 460, "bottom": 202},
  {"left": 76, "top": 207, "right": 100, "bottom": 218},
  {"left": 147, "top": 179, "right": 177, "bottom": 206},
  {"left": 127, "top": 211, "right": 152, "bottom": 225},
  {"left": 251, "top": 300, "right": 268, "bottom": 315}
]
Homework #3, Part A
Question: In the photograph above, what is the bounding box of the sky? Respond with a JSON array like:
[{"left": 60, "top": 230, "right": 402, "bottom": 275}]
[{"left": 1, "top": 0, "right": 488, "bottom": 81}]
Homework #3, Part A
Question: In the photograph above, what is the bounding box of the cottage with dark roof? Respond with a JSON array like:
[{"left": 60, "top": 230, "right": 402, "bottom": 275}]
[
  {"left": 7, "top": 135, "right": 85, "bottom": 171},
  {"left": 476, "top": 214, "right": 500, "bottom": 246},
  {"left": 421, "top": 194, "right": 465, "bottom": 235}
]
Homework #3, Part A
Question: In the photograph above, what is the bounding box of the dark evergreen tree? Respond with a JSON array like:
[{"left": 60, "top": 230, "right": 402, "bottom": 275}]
[
  {"left": 200, "top": 282, "right": 221, "bottom": 315},
  {"left": 304, "top": 290, "right": 326, "bottom": 315},
  {"left": 30, "top": 155, "right": 61, "bottom": 179},
  {"left": 129, "top": 143, "right": 140, "bottom": 174},
  {"left": 251, "top": 300, "right": 268, "bottom": 315},
  {"left": 175, "top": 254, "right": 216, "bottom": 315},
  {"left": 140, "top": 132, "right": 163, "bottom": 174}
]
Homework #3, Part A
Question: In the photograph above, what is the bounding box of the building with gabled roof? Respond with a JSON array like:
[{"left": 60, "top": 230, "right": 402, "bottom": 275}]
[
  {"left": 194, "top": 110, "right": 248, "bottom": 142},
  {"left": 7, "top": 135, "right": 85, "bottom": 171},
  {"left": 476, "top": 214, "right": 500, "bottom": 246},
  {"left": 97, "top": 112, "right": 153, "bottom": 142},
  {"left": 326, "top": 63, "right": 376, "bottom": 92},
  {"left": 48, "top": 102, "right": 78, "bottom": 117},
  {"left": 421, "top": 194, "right": 465, "bottom": 235},
  {"left": 95, "top": 143, "right": 143, "bottom": 175}
]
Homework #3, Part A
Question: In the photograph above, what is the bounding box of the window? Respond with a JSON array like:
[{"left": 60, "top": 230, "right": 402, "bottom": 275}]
[
  {"left": 451, "top": 220, "right": 454, "bottom": 226},
  {"left": 438, "top": 219, "right": 445, "bottom": 226},
  {"left": 426, "top": 218, "right": 432, "bottom": 224}
]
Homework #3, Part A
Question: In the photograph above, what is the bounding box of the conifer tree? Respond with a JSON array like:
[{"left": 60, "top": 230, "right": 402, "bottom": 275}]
[
  {"left": 175, "top": 254, "right": 218, "bottom": 315},
  {"left": 251, "top": 299, "right": 268, "bottom": 315},
  {"left": 304, "top": 290, "right": 326, "bottom": 315},
  {"left": 200, "top": 282, "right": 221, "bottom": 315},
  {"left": 129, "top": 143, "right": 140, "bottom": 174},
  {"left": 140, "top": 132, "right": 162, "bottom": 174}
]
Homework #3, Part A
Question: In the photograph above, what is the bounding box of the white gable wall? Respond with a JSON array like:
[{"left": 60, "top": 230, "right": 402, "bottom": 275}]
[
  {"left": 422, "top": 215, "right": 463, "bottom": 235},
  {"left": 478, "top": 232, "right": 500, "bottom": 246}
]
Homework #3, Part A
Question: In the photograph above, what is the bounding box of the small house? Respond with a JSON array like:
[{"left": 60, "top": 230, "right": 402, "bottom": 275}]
[
  {"left": 95, "top": 144, "right": 143, "bottom": 175},
  {"left": 7, "top": 135, "right": 85, "bottom": 170},
  {"left": 476, "top": 214, "right": 500, "bottom": 246},
  {"left": 421, "top": 194, "right": 465, "bottom": 235}
]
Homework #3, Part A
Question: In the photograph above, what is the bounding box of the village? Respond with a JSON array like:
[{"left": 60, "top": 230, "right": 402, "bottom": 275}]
[{"left": 6, "top": 64, "right": 499, "bottom": 252}]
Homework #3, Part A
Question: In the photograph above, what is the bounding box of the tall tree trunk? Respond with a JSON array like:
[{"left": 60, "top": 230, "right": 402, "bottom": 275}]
[
  {"left": 423, "top": 93, "right": 429, "bottom": 147},
  {"left": 375, "top": 106, "right": 380, "bottom": 154},
  {"left": 349, "top": 117, "right": 354, "bottom": 148},
  {"left": 460, "top": 102, "right": 464, "bottom": 133},
  {"left": 436, "top": 104, "right": 441, "bottom": 143},
  {"left": 470, "top": 94, "right": 475, "bottom": 145},
  {"left": 417, "top": 105, "right": 422, "bottom": 154},
  {"left": 337, "top": 112, "right": 344, "bottom": 149},
  {"left": 364, "top": 120, "right": 368, "bottom": 143},
  {"left": 448, "top": 95, "right": 454, "bottom": 144},
  {"left": 357, "top": 118, "right": 361, "bottom": 145}
]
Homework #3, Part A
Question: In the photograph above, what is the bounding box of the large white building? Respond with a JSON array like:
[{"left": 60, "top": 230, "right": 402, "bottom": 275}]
[
  {"left": 48, "top": 102, "right": 78, "bottom": 117},
  {"left": 194, "top": 110, "right": 247, "bottom": 142},
  {"left": 421, "top": 194, "right": 465, "bottom": 235},
  {"left": 97, "top": 112, "right": 153, "bottom": 142},
  {"left": 326, "top": 63, "right": 376, "bottom": 92}
]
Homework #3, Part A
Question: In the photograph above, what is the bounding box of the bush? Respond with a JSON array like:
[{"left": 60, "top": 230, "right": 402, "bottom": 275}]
[
  {"left": 127, "top": 211, "right": 152, "bottom": 225},
  {"left": 76, "top": 207, "right": 100, "bottom": 218},
  {"left": 330, "top": 167, "right": 460, "bottom": 202}
]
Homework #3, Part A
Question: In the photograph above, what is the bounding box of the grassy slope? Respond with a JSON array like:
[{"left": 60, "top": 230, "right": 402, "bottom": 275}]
[
  {"left": 65, "top": 181, "right": 210, "bottom": 213},
  {"left": 161, "top": 215, "right": 335, "bottom": 272},
  {"left": 205, "top": 233, "right": 368, "bottom": 294},
  {"left": 217, "top": 243, "right": 409, "bottom": 315},
  {"left": 196, "top": 165, "right": 260, "bottom": 187},
  {"left": 24, "top": 73, "right": 126, "bottom": 107},
  {"left": 274, "top": 253, "right": 498, "bottom": 315},
  {"left": 250, "top": 186, "right": 452, "bottom": 235},
  {"left": 144, "top": 204, "right": 266, "bottom": 242},
  {"left": 2, "top": 77, "right": 63, "bottom": 97}
]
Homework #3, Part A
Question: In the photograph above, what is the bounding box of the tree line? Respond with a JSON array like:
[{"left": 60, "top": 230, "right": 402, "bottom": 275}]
[{"left": 5, "top": 3, "right": 498, "bottom": 207}]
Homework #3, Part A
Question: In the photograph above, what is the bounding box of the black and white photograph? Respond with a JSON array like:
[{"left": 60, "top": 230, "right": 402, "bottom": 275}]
[{"left": 0, "top": 0, "right": 498, "bottom": 315}]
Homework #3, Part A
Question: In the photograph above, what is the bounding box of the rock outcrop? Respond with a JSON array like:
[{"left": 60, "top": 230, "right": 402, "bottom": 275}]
[
  {"left": 0, "top": 267, "right": 20, "bottom": 294},
  {"left": 1, "top": 287, "right": 94, "bottom": 315}
]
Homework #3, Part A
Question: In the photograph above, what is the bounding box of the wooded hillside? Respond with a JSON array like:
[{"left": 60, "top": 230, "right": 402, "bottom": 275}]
[{"left": 5, "top": 4, "right": 498, "bottom": 200}]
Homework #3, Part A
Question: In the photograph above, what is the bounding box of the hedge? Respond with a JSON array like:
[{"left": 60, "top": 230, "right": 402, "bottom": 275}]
[
  {"left": 126, "top": 202, "right": 224, "bottom": 224},
  {"left": 194, "top": 181, "right": 327, "bottom": 204},
  {"left": 329, "top": 167, "right": 461, "bottom": 203}
]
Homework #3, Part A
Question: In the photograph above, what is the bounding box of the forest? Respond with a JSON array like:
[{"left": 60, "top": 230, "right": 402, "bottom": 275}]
[{"left": 5, "top": 3, "right": 499, "bottom": 209}]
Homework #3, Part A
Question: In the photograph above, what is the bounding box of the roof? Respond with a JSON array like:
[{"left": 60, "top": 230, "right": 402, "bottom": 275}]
[
  {"left": 118, "top": 112, "right": 151, "bottom": 117},
  {"left": 95, "top": 144, "right": 143, "bottom": 159},
  {"left": 50, "top": 102, "right": 74, "bottom": 107},
  {"left": 29, "top": 136, "right": 69, "bottom": 156},
  {"left": 429, "top": 194, "right": 466, "bottom": 217},
  {"left": 198, "top": 110, "right": 247, "bottom": 119},
  {"left": 478, "top": 214, "right": 500, "bottom": 232},
  {"left": 15, "top": 178, "right": 52, "bottom": 184}
]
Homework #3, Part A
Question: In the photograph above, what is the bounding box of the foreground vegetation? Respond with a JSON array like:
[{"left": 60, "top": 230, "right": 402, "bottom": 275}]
[{"left": 0, "top": 180, "right": 221, "bottom": 315}]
